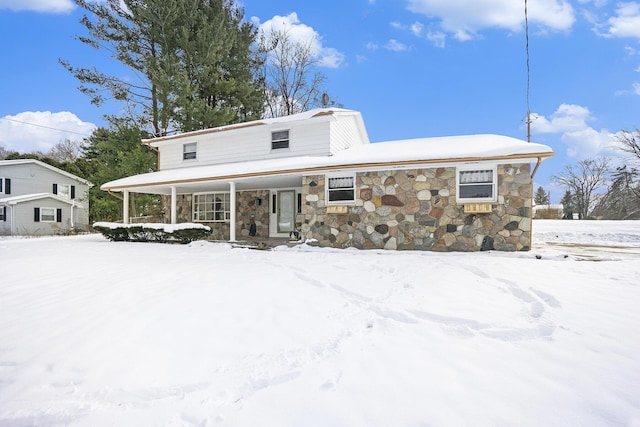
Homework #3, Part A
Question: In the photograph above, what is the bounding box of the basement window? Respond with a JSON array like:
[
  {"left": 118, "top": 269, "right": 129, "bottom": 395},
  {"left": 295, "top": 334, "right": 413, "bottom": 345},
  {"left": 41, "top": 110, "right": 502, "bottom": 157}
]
[
  {"left": 271, "top": 130, "right": 290, "bottom": 150},
  {"left": 456, "top": 167, "right": 497, "bottom": 203}
]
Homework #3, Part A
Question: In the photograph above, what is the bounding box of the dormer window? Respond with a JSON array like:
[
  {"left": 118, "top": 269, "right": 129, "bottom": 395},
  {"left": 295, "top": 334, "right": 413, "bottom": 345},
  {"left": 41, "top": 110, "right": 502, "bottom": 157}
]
[
  {"left": 271, "top": 130, "right": 289, "bottom": 150},
  {"left": 183, "top": 142, "right": 197, "bottom": 160}
]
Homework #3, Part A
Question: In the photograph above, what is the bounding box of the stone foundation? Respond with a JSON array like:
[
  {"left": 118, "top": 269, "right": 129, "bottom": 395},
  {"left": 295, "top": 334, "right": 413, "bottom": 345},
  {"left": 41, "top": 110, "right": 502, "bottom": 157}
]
[{"left": 301, "top": 164, "right": 532, "bottom": 251}]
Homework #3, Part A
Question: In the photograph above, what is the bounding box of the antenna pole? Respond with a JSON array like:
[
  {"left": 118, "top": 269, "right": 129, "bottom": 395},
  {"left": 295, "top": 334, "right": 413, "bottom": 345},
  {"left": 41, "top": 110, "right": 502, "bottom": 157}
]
[{"left": 525, "top": 0, "right": 531, "bottom": 142}]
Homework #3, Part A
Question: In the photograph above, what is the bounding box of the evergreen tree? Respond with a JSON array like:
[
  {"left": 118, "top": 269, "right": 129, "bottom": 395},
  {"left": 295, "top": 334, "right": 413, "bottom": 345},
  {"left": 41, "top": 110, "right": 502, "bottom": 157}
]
[
  {"left": 559, "top": 190, "right": 575, "bottom": 218},
  {"left": 592, "top": 166, "right": 640, "bottom": 219},
  {"left": 534, "top": 186, "right": 550, "bottom": 205},
  {"left": 61, "top": 0, "right": 265, "bottom": 136},
  {"left": 83, "top": 124, "right": 159, "bottom": 222}
]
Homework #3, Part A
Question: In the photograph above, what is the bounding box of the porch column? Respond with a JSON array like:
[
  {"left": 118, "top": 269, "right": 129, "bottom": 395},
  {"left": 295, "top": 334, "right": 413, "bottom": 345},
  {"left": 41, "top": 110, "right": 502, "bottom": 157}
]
[
  {"left": 229, "top": 181, "right": 236, "bottom": 242},
  {"left": 123, "top": 190, "right": 130, "bottom": 225},
  {"left": 170, "top": 186, "right": 177, "bottom": 224}
]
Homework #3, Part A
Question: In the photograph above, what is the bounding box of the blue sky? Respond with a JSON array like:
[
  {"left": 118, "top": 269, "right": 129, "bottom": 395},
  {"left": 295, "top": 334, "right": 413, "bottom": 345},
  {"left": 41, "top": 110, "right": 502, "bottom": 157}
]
[{"left": 1, "top": 0, "right": 639, "bottom": 201}]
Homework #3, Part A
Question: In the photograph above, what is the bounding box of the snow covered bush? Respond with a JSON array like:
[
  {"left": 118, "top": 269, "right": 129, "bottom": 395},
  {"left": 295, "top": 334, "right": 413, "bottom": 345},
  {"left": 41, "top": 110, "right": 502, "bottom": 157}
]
[{"left": 93, "top": 222, "right": 211, "bottom": 244}]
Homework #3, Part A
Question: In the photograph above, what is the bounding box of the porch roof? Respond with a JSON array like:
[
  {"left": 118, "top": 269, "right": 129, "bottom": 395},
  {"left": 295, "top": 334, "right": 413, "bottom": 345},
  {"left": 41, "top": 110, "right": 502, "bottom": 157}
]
[{"left": 102, "top": 134, "right": 554, "bottom": 195}]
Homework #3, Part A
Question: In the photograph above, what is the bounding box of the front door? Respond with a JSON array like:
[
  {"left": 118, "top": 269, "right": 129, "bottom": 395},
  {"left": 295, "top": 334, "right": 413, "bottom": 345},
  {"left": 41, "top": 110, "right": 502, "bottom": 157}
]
[{"left": 269, "top": 189, "right": 299, "bottom": 237}]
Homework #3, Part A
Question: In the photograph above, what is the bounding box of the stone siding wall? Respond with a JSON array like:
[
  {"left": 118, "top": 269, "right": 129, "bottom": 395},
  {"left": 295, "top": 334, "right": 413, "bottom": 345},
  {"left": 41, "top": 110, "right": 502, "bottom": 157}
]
[{"left": 301, "top": 164, "right": 532, "bottom": 251}]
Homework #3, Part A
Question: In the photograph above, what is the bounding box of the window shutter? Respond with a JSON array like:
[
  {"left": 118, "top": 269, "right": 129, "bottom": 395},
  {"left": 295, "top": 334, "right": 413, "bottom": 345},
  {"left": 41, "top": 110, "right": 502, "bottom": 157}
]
[
  {"left": 56, "top": 208, "right": 62, "bottom": 223},
  {"left": 2, "top": 206, "right": 6, "bottom": 222},
  {"left": 53, "top": 183, "right": 58, "bottom": 195},
  {"left": 34, "top": 207, "right": 40, "bottom": 222},
  {"left": 71, "top": 185, "right": 76, "bottom": 199},
  {"left": 4, "top": 178, "right": 10, "bottom": 194}
]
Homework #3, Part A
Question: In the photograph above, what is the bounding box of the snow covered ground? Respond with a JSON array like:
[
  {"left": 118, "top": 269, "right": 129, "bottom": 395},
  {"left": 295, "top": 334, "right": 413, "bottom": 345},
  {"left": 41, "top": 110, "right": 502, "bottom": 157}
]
[{"left": 1, "top": 220, "right": 639, "bottom": 427}]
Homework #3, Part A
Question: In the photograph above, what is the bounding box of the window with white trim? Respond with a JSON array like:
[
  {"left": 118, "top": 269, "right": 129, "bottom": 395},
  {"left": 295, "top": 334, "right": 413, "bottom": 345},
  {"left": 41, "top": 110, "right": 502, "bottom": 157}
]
[
  {"left": 183, "top": 142, "right": 197, "bottom": 160},
  {"left": 193, "top": 192, "right": 231, "bottom": 222},
  {"left": 456, "top": 167, "right": 497, "bottom": 202},
  {"left": 271, "top": 130, "right": 289, "bottom": 150},
  {"left": 0, "top": 206, "right": 5, "bottom": 221},
  {"left": 326, "top": 174, "right": 356, "bottom": 204},
  {"left": 40, "top": 207, "right": 56, "bottom": 222}
]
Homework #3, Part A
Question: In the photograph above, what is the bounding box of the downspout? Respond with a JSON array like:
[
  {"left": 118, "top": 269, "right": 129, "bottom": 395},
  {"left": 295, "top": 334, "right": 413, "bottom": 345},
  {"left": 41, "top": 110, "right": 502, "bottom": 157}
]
[
  {"left": 70, "top": 200, "right": 75, "bottom": 228},
  {"left": 108, "top": 189, "right": 124, "bottom": 201},
  {"left": 528, "top": 156, "right": 543, "bottom": 250}
]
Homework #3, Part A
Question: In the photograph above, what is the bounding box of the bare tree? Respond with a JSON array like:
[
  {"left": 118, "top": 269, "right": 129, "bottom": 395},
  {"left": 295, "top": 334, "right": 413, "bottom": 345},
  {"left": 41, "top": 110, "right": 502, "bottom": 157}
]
[
  {"left": 47, "top": 139, "right": 84, "bottom": 163},
  {"left": 617, "top": 128, "right": 640, "bottom": 163},
  {"left": 259, "top": 28, "right": 327, "bottom": 118},
  {"left": 0, "top": 147, "right": 17, "bottom": 160},
  {"left": 552, "top": 158, "right": 610, "bottom": 219}
]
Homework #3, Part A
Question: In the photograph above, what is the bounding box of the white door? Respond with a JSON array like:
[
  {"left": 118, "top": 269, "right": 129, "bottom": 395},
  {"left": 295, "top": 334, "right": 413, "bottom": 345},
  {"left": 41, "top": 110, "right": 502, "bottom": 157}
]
[{"left": 269, "top": 189, "right": 300, "bottom": 237}]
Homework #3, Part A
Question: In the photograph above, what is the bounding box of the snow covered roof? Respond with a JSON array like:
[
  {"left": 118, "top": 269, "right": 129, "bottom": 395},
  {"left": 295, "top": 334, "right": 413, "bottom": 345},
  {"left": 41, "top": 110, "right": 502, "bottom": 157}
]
[
  {"left": 102, "top": 134, "right": 553, "bottom": 193},
  {"left": 143, "top": 108, "right": 364, "bottom": 145},
  {"left": 0, "top": 159, "right": 92, "bottom": 186},
  {"left": 0, "top": 193, "right": 85, "bottom": 207}
]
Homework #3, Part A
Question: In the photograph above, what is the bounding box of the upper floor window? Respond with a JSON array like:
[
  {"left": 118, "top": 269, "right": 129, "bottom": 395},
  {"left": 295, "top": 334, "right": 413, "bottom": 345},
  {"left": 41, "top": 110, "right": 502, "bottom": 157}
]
[
  {"left": 0, "top": 177, "right": 10, "bottom": 195},
  {"left": 271, "top": 130, "right": 290, "bottom": 150},
  {"left": 183, "top": 142, "right": 197, "bottom": 160},
  {"left": 53, "top": 183, "right": 74, "bottom": 199},
  {"left": 327, "top": 174, "right": 356, "bottom": 204},
  {"left": 456, "top": 167, "right": 497, "bottom": 203}
]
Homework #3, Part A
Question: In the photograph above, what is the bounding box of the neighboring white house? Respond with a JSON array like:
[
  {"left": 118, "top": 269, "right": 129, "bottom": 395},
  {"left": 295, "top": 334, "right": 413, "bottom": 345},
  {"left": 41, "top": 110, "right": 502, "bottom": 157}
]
[
  {"left": 0, "top": 159, "right": 92, "bottom": 236},
  {"left": 101, "top": 108, "right": 555, "bottom": 251}
]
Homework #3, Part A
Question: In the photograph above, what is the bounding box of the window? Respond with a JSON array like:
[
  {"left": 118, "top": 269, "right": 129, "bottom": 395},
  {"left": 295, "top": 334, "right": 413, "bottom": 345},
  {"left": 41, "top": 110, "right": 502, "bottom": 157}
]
[
  {"left": 457, "top": 167, "right": 497, "bottom": 202},
  {"left": 0, "top": 177, "right": 10, "bottom": 195},
  {"left": 193, "top": 192, "right": 231, "bottom": 222},
  {"left": 0, "top": 206, "right": 5, "bottom": 221},
  {"left": 183, "top": 143, "right": 197, "bottom": 160},
  {"left": 57, "top": 184, "right": 71, "bottom": 199},
  {"left": 40, "top": 207, "right": 56, "bottom": 222},
  {"left": 53, "top": 183, "right": 75, "bottom": 199},
  {"left": 271, "top": 130, "right": 289, "bottom": 150},
  {"left": 327, "top": 175, "right": 355, "bottom": 204}
]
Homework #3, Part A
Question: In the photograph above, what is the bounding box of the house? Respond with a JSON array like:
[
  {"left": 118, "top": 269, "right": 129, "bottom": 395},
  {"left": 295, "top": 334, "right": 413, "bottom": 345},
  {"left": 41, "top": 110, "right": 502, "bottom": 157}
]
[
  {"left": 101, "top": 108, "right": 554, "bottom": 251},
  {"left": 0, "top": 159, "right": 92, "bottom": 236}
]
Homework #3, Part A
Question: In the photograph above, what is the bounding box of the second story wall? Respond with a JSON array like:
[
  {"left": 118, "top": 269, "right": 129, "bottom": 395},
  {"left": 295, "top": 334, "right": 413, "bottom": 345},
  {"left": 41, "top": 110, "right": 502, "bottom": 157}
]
[
  {"left": 151, "top": 109, "right": 370, "bottom": 171},
  {"left": 0, "top": 161, "right": 90, "bottom": 203}
]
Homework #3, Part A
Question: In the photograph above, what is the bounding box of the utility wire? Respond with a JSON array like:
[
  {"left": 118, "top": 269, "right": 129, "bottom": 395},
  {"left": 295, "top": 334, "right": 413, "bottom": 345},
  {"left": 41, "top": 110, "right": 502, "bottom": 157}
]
[{"left": 0, "top": 116, "right": 94, "bottom": 137}]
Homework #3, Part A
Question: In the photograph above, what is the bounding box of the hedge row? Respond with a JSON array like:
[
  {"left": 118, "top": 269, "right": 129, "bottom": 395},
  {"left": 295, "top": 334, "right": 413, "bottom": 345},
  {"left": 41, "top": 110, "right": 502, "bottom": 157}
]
[{"left": 93, "top": 223, "right": 211, "bottom": 244}]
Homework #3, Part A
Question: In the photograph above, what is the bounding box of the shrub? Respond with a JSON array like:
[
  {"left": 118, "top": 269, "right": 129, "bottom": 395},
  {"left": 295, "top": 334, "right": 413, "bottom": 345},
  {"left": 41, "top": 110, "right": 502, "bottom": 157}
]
[{"left": 93, "top": 222, "right": 211, "bottom": 244}]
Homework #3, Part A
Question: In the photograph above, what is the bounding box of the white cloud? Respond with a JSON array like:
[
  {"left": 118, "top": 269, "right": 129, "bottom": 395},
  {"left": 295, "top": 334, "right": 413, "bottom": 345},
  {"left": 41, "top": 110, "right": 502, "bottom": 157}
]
[
  {"left": 406, "top": 0, "right": 574, "bottom": 40},
  {"left": 605, "top": 2, "right": 640, "bottom": 38},
  {"left": 410, "top": 21, "right": 425, "bottom": 37},
  {"left": 530, "top": 104, "right": 617, "bottom": 158},
  {"left": 0, "top": 0, "right": 74, "bottom": 13},
  {"left": 634, "top": 82, "right": 640, "bottom": 95},
  {"left": 0, "top": 111, "right": 96, "bottom": 154},
  {"left": 427, "top": 31, "right": 447, "bottom": 48},
  {"left": 385, "top": 39, "right": 409, "bottom": 52},
  {"left": 366, "top": 42, "right": 379, "bottom": 51},
  {"left": 255, "top": 13, "right": 345, "bottom": 69}
]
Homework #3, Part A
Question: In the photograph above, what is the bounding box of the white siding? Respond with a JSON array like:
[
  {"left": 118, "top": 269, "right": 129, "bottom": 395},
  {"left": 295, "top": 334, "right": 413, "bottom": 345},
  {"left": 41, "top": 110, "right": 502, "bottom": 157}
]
[
  {"left": 158, "top": 121, "right": 332, "bottom": 170},
  {"left": 329, "top": 114, "right": 369, "bottom": 154},
  {"left": 154, "top": 109, "right": 371, "bottom": 171}
]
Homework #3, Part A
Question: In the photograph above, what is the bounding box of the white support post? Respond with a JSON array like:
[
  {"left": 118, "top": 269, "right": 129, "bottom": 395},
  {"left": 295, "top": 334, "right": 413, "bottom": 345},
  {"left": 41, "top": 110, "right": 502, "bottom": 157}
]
[
  {"left": 170, "top": 186, "right": 177, "bottom": 224},
  {"left": 123, "top": 190, "right": 130, "bottom": 225},
  {"left": 229, "top": 181, "right": 236, "bottom": 242}
]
